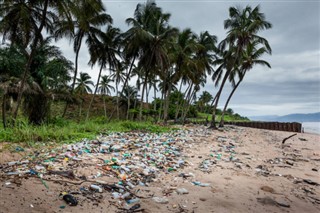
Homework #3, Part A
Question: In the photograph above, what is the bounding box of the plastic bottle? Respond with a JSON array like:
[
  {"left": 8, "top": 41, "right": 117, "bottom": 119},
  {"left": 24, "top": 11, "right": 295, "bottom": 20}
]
[
  {"left": 121, "top": 192, "right": 130, "bottom": 199},
  {"left": 90, "top": 184, "right": 103, "bottom": 192},
  {"left": 111, "top": 192, "right": 119, "bottom": 199},
  {"left": 152, "top": 197, "right": 169, "bottom": 204}
]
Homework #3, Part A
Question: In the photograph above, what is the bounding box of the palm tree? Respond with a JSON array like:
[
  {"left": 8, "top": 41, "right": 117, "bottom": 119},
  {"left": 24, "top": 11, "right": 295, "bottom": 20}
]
[
  {"left": 120, "top": 85, "right": 139, "bottom": 120},
  {"left": 86, "top": 25, "right": 121, "bottom": 120},
  {"left": 125, "top": 0, "right": 178, "bottom": 121},
  {"left": 219, "top": 41, "right": 271, "bottom": 127},
  {"left": 98, "top": 75, "right": 115, "bottom": 118},
  {"left": 210, "top": 5, "right": 272, "bottom": 128},
  {"left": 75, "top": 73, "right": 94, "bottom": 94},
  {"left": 75, "top": 72, "right": 94, "bottom": 117},
  {"left": 111, "top": 62, "right": 126, "bottom": 119},
  {"left": 69, "top": 1, "right": 112, "bottom": 92},
  {"left": 176, "top": 31, "right": 216, "bottom": 123},
  {"left": 198, "top": 91, "right": 213, "bottom": 113},
  {"left": 0, "top": 39, "right": 74, "bottom": 125},
  {"left": 171, "top": 28, "right": 197, "bottom": 122},
  {"left": 55, "top": 0, "right": 112, "bottom": 117}
]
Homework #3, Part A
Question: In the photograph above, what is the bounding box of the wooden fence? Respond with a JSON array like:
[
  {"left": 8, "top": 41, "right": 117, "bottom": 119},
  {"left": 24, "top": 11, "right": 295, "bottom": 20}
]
[{"left": 224, "top": 121, "right": 302, "bottom": 133}]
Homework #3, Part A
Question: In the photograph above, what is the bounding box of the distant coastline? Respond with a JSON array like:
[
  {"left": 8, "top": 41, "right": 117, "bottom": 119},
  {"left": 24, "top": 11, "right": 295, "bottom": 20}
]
[
  {"left": 249, "top": 112, "right": 320, "bottom": 123},
  {"left": 302, "top": 122, "right": 320, "bottom": 135},
  {"left": 249, "top": 112, "right": 320, "bottom": 134}
]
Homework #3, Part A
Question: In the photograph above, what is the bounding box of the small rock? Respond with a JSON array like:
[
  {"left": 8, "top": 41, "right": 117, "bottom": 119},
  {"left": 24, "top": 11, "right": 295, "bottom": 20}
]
[
  {"left": 199, "top": 198, "right": 206, "bottom": 201},
  {"left": 260, "top": 186, "right": 276, "bottom": 194}
]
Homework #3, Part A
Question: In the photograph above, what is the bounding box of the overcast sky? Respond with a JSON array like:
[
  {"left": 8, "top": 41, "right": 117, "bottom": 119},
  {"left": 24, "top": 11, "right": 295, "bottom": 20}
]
[{"left": 58, "top": 0, "right": 320, "bottom": 117}]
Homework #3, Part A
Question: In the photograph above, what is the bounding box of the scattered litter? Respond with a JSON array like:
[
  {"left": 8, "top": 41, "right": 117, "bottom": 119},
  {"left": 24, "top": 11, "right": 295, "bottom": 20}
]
[
  {"left": 192, "top": 181, "right": 210, "bottom": 187},
  {"left": 176, "top": 188, "right": 189, "bottom": 195},
  {"left": 152, "top": 197, "right": 169, "bottom": 204},
  {"left": 63, "top": 194, "right": 78, "bottom": 206},
  {"left": 303, "top": 179, "right": 319, "bottom": 186}
]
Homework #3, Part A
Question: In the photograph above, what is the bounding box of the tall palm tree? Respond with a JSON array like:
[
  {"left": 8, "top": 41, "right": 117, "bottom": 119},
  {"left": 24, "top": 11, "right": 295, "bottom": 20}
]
[
  {"left": 98, "top": 75, "right": 115, "bottom": 118},
  {"left": 55, "top": 0, "right": 112, "bottom": 117},
  {"left": 69, "top": 0, "right": 112, "bottom": 92},
  {"left": 120, "top": 85, "right": 139, "bottom": 120},
  {"left": 219, "top": 41, "right": 271, "bottom": 127},
  {"left": 176, "top": 31, "right": 216, "bottom": 123},
  {"left": 210, "top": 5, "right": 272, "bottom": 128},
  {"left": 171, "top": 28, "right": 197, "bottom": 122},
  {"left": 86, "top": 25, "right": 121, "bottom": 120},
  {"left": 198, "top": 91, "right": 213, "bottom": 113},
  {"left": 111, "top": 62, "right": 126, "bottom": 119},
  {"left": 75, "top": 72, "right": 93, "bottom": 117},
  {"left": 125, "top": 0, "right": 178, "bottom": 121},
  {"left": 75, "top": 72, "right": 93, "bottom": 97}
]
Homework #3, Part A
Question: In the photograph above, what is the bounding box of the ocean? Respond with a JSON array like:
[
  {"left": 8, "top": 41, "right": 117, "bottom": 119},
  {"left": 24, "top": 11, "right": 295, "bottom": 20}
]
[{"left": 302, "top": 122, "right": 320, "bottom": 135}]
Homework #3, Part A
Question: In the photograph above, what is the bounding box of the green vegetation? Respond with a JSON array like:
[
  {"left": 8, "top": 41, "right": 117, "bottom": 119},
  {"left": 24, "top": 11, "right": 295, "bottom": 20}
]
[
  {"left": 0, "top": 119, "right": 173, "bottom": 143},
  {"left": 0, "top": 0, "right": 270, "bottom": 144}
]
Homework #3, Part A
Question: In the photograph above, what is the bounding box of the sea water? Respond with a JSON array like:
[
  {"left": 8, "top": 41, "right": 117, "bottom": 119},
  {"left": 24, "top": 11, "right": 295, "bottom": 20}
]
[{"left": 302, "top": 122, "right": 320, "bottom": 135}]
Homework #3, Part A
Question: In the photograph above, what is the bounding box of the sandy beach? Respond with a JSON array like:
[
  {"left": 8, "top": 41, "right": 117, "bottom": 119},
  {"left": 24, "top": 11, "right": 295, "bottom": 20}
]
[{"left": 0, "top": 125, "right": 319, "bottom": 213}]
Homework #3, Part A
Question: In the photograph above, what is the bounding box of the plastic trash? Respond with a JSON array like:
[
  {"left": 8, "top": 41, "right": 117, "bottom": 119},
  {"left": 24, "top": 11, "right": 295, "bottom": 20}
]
[
  {"left": 15, "top": 146, "right": 24, "bottom": 152},
  {"left": 129, "top": 204, "right": 141, "bottom": 211},
  {"left": 90, "top": 184, "right": 103, "bottom": 192},
  {"left": 176, "top": 188, "right": 189, "bottom": 194},
  {"left": 192, "top": 181, "right": 210, "bottom": 187},
  {"left": 63, "top": 194, "right": 78, "bottom": 206},
  {"left": 112, "top": 192, "right": 121, "bottom": 199},
  {"left": 121, "top": 192, "right": 131, "bottom": 199},
  {"left": 126, "top": 198, "right": 140, "bottom": 204},
  {"left": 152, "top": 197, "right": 169, "bottom": 204},
  {"left": 6, "top": 172, "right": 20, "bottom": 176}
]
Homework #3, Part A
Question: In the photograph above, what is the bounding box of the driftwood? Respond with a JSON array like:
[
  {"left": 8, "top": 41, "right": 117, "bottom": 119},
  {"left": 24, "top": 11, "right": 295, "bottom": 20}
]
[{"left": 282, "top": 133, "right": 297, "bottom": 144}]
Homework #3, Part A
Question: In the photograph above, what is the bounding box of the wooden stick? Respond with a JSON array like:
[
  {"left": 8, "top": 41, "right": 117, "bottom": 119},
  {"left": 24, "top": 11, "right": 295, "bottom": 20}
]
[{"left": 282, "top": 133, "right": 297, "bottom": 144}]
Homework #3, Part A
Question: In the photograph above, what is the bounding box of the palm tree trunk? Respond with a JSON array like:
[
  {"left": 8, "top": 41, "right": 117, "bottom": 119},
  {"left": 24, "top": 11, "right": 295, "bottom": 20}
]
[
  {"left": 108, "top": 56, "right": 136, "bottom": 122},
  {"left": 181, "top": 84, "right": 195, "bottom": 122},
  {"left": 86, "top": 65, "right": 104, "bottom": 121},
  {"left": 71, "top": 36, "right": 83, "bottom": 92},
  {"left": 210, "top": 69, "right": 231, "bottom": 129},
  {"left": 153, "top": 84, "right": 157, "bottom": 111},
  {"left": 139, "top": 70, "right": 149, "bottom": 121},
  {"left": 126, "top": 96, "right": 130, "bottom": 120},
  {"left": 205, "top": 94, "right": 217, "bottom": 123},
  {"left": 219, "top": 77, "right": 243, "bottom": 127},
  {"left": 63, "top": 34, "right": 83, "bottom": 118},
  {"left": 103, "top": 96, "right": 107, "bottom": 119},
  {"left": 163, "top": 83, "right": 172, "bottom": 124},
  {"left": 12, "top": 0, "right": 49, "bottom": 124},
  {"left": 2, "top": 94, "right": 7, "bottom": 129},
  {"left": 181, "top": 83, "right": 193, "bottom": 122},
  {"left": 79, "top": 101, "right": 82, "bottom": 118},
  {"left": 175, "top": 81, "right": 190, "bottom": 122},
  {"left": 158, "top": 91, "right": 164, "bottom": 120},
  {"left": 116, "top": 84, "right": 119, "bottom": 120},
  {"left": 132, "top": 97, "right": 137, "bottom": 120}
]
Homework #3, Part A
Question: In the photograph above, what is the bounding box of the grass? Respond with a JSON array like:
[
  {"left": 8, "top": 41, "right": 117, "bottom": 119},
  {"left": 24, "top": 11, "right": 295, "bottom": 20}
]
[{"left": 0, "top": 118, "right": 174, "bottom": 144}]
